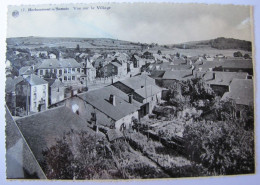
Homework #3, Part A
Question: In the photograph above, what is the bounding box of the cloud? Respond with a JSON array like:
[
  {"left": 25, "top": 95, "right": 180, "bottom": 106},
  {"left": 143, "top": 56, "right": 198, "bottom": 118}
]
[{"left": 7, "top": 3, "right": 252, "bottom": 44}]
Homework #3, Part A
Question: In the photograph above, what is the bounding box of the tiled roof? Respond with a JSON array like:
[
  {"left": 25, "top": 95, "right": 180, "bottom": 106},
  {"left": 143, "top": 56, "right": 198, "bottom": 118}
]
[
  {"left": 221, "top": 79, "right": 254, "bottom": 106},
  {"left": 25, "top": 74, "right": 48, "bottom": 86},
  {"left": 15, "top": 106, "right": 94, "bottom": 163},
  {"left": 37, "top": 58, "right": 81, "bottom": 69},
  {"left": 6, "top": 106, "right": 46, "bottom": 179}
]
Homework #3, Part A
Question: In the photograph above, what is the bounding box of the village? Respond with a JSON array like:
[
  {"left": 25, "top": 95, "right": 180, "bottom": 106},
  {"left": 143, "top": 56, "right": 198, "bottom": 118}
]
[{"left": 5, "top": 39, "right": 255, "bottom": 179}]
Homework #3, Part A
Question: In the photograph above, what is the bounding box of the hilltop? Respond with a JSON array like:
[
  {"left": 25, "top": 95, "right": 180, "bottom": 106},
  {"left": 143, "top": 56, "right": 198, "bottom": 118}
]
[{"left": 170, "top": 37, "right": 252, "bottom": 51}]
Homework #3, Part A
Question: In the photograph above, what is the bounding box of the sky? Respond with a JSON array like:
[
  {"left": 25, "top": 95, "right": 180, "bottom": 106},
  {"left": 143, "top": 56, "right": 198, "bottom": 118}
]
[{"left": 7, "top": 3, "right": 252, "bottom": 44}]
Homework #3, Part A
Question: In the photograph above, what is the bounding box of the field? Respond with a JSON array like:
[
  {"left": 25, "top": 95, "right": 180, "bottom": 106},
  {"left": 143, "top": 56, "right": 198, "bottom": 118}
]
[{"left": 7, "top": 37, "right": 252, "bottom": 57}]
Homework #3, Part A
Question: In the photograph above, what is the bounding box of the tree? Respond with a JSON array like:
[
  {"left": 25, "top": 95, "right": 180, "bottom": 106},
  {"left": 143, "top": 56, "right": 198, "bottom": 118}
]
[
  {"left": 233, "top": 51, "right": 243, "bottom": 57},
  {"left": 183, "top": 120, "right": 254, "bottom": 175},
  {"left": 244, "top": 53, "right": 251, "bottom": 59},
  {"left": 76, "top": 44, "right": 80, "bottom": 52},
  {"left": 42, "top": 130, "right": 120, "bottom": 179}
]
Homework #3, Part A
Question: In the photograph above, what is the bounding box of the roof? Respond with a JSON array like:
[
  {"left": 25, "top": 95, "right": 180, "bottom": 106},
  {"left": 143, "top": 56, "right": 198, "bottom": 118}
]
[
  {"left": 195, "top": 61, "right": 223, "bottom": 72},
  {"left": 221, "top": 59, "right": 253, "bottom": 69},
  {"left": 5, "top": 106, "right": 46, "bottom": 179},
  {"left": 24, "top": 74, "right": 48, "bottom": 86},
  {"left": 104, "top": 85, "right": 142, "bottom": 107},
  {"left": 15, "top": 106, "right": 95, "bottom": 163},
  {"left": 45, "top": 78, "right": 65, "bottom": 88},
  {"left": 150, "top": 71, "right": 166, "bottom": 78},
  {"left": 6, "top": 76, "right": 24, "bottom": 93},
  {"left": 37, "top": 58, "right": 81, "bottom": 69},
  {"left": 207, "top": 72, "right": 248, "bottom": 86},
  {"left": 162, "top": 70, "right": 193, "bottom": 81},
  {"left": 135, "top": 85, "right": 162, "bottom": 98},
  {"left": 19, "top": 66, "right": 34, "bottom": 76},
  {"left": 221, "top": 79, "right": 254, "bottom": 106},
  {"left": 111, "top": 62, "right": 122, "bottom": 68},
  {"left": 107, "top": 129, "right": 124, "bottom": 142},
  {"left": 118, "top": 74, "right": 156, "bottom": 90},
  {"left": 77, "top": 87, "right": 139, "bottom": 121},
  {"left": 171, "top": 58, "right": 187, "bottom": 65}
]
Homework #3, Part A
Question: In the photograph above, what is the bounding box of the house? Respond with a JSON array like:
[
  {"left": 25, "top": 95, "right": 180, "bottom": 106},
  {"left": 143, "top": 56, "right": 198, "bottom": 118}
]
[
  {"left": 142, "top": 51, "right": 154, "bottom": 59},
  {"left": 221, "top": 79, "right": 254, "bottom": 126},
  {"left": 80, "top": 58, "right": 96, "bottom": 83},
  {"left": 5, "top": 106, "right": 46, "bottom": 179},
  {"left": 48, "top": 53, "right": 57, "bottom": 59},
  {"left": 15, "top": 74, "right": 48, "bottom": 115},
  {"left": 112, "top": 74, "right": 162, "bottom": 117},
  {"left": 206, "top": 72, "right": 248, "bottom": 96},
  {"left": 45, "top": 78, "right": 65, "bottom": 105},
  {"left": 36, "top": 58, "right": 82, "bottom": 88},
  {"left": 100, "top": 59, "right": 127, "bottom": 77},
  {"left": 15, "top": 106, "right": 96, "bottom": 175},
  {"left": 64, "top": 86, "right": 139, "bottom": 131}
]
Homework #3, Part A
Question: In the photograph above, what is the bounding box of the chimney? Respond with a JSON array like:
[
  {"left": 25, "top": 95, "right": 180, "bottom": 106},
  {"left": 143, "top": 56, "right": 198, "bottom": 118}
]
[
  {"left": 109, "top": 94, "right": 116, "bottom": 106},
  {"left": 128, "top": 94, "right": 133, "bottom": 104}
]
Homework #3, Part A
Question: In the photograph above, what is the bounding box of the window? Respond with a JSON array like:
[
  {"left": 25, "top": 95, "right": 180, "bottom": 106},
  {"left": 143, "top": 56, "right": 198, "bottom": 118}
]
[
  {"left": 68, "top": 76, "right": 71, "bottom": 81},
  {"left": 45, "top": 69, "right": 48, "bottom": 74},
  {"left": 64, "top": 76, "right": 67, "bottom": 81},
  {"left": 77, "top": 68, "right": 80, "bottom": 72},
  {"left": 64, "top": 69, "right": 67, "bottom": 74},
  {"left": 72, "top": 76, "right": 75, "bottom": 80},
  {"left": 54, "top": 69, "right": 57, "bottom": 74},
  {"left": 40, "top": 70, "right": 43, "bottom": 75},
  {"left": 59, "top": 69, "right": 62, "bottom": 75},
  {"left": 91, "top": 112, "right": 96, "bottom": 121},
  {"left": 68, "top": 68, "right": 71, "bottom": 74},
  {"left": 72, "top": 68, "right": 75, "bottom": 72}
]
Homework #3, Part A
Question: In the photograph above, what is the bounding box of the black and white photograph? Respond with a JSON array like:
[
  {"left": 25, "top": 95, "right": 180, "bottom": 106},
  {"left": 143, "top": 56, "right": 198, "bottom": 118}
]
[{"left": 3, "top": 1, "right": 257, "bottom": 182}]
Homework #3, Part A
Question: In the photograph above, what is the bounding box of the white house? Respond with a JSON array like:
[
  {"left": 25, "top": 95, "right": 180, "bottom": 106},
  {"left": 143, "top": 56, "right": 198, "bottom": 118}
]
[{"left": 16, "top": 74, "right": 49, "bottom": 114}]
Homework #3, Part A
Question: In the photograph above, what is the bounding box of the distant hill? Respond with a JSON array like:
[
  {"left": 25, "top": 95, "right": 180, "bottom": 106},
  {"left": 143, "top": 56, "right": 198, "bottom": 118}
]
[
  {"left": 171, "top": 37, "right": 252, "bottom": 51},
  {"left": 6, "top": 37, "right": 142, "bottom": 50}
]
